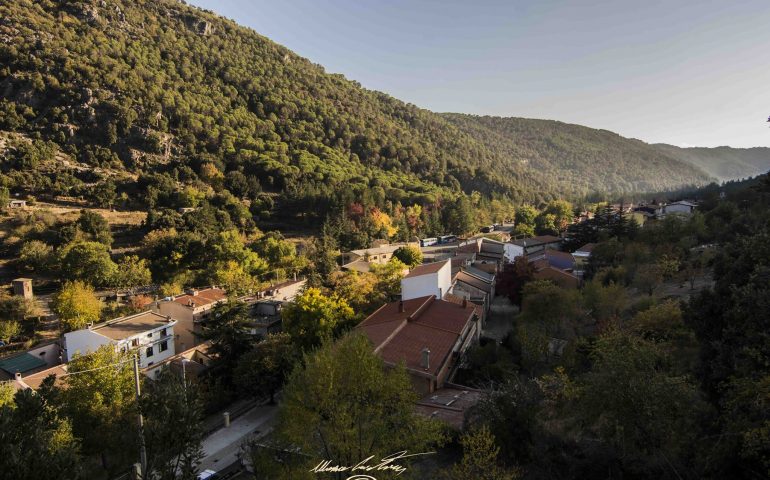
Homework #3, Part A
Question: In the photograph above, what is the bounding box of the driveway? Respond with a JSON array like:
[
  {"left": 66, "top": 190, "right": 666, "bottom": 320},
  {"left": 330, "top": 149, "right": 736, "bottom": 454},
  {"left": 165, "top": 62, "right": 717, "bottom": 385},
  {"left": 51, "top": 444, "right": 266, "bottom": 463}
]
[{"left": 483, "top": 296, "right": 517, "bottom": 341}]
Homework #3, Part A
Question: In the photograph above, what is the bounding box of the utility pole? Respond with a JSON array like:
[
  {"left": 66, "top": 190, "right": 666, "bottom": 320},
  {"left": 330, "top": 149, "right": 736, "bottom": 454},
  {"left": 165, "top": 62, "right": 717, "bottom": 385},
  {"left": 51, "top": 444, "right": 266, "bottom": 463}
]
[{"left": 133, "top": 354, "right": 148, "bottom": 478}]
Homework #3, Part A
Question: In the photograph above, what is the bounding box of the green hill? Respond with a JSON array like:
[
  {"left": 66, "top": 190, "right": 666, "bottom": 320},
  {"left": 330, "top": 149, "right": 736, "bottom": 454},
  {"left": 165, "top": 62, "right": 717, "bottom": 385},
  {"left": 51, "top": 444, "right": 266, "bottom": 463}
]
[
  {"left": 653, "top": 144, "right": 770, "bottom": 182},
  {"left": 441, "top": 114, "right": 713, "bottom": 199},
  {"left": 0, "top": 0, "right": 711, "bottom": 219}
]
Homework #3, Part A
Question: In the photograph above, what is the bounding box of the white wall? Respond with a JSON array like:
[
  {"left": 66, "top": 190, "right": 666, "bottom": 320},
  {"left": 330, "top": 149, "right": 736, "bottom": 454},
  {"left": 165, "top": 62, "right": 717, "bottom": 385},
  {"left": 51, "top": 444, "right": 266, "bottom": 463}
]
[
  {"left": 136, "top": 323, "right": 176, "bottom": 368},
  {"left": 665, "top": 204, "right": 694, "bottom": 215},
  {"left": 27, "top": 342, "right": 62, "bottom": 367},
  {"left": 64, "top": 330, "right": 112, "bottom": 362},
  {"left": 401, "top": 261, "right": 452, "bottom": 300},
  {"left": 504, "top": 243, "right": 523, "bottom": 262}
]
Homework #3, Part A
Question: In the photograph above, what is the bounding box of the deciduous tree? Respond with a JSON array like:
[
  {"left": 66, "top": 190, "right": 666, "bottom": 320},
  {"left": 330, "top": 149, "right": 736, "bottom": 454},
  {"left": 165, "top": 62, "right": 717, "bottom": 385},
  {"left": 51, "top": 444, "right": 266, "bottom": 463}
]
[{"left": 54, "top": 281, "right": 102, "bottom": 331}]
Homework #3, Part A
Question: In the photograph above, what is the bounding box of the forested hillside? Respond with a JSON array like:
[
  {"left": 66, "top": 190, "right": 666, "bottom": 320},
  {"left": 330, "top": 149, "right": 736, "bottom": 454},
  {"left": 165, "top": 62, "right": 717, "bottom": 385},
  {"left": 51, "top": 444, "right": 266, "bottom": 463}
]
[
  {"left": 442, "top": 114, "right": 713, "bottom": 200},
  {"left": 0, "top": 0, "right": 712, "bottom": 222},
  {"left": 653, "top": 144, "right": 770, "bottom": 181}
]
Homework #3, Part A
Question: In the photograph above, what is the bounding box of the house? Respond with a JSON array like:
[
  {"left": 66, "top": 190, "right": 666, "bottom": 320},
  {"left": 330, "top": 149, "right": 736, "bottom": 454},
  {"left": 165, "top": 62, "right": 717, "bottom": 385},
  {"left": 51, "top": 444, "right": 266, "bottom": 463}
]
[
  {"left": 0, "top": 352, "right": 49, "bottom": 380},
  {"left": 511, "top": 235, "right": 562, "bottom": 255},
  {"left": 8, "top": 199, "right": 26, "bottom": 209},
  {"left": 661, "top": 200, "right": 698, "bottom": 217},
  {"left": 341, "top": 242, "right": 418, "bottom": 269},
  {"left": 532, "top": 266, "right": 580, "bottom": 289},
  {"left": 64, "top": 311, "right": 177, "bottom": 369},
  {"left": 401, "top": 260, "right": 452, "bottom": 301},
  {"left": 243, "top": 299, "right": 284, "bottom": 336},
  {"left": 143, "top": 342, "right": 215, "bottom": 380},
  {"left": 357, "top": 295, "right": 480, "bottom": 395},
  {"left": 155, "top": 287, "right": 227, "bottom": 352},
  {"left": 414, "top": 385, "right": 483, "bottom": 430},
  {"left": 10, "top": 364, "right": 68, "bottom": 391},
  {"left": 451, "top": 268, "right": 495, "bottom": 321},
  {"left": 572, "top": 243, "right": 596, "bottom": 275},
  {"left": 478, "top": 237, "right": 521, "bottom": 263},
  {"left": 254, "top": 278, "right": 307, "bottom": 302},
  {"left": 526, "top": 249, "right": 576, "bottom": 272}
]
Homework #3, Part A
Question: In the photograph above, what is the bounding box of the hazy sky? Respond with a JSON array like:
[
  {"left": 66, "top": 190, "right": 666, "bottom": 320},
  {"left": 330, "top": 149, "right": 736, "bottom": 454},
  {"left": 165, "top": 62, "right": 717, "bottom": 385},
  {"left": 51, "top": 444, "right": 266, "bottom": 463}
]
[{"left": 188, "top": 0, "right": 770, "bottom": 148}]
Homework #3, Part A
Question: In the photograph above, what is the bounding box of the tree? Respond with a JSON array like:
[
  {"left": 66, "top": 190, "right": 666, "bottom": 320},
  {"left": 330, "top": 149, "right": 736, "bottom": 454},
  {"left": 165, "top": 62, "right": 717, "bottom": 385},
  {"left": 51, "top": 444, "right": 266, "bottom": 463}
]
[
  {"left": 143, "top": 369, "right": 205, "bottom": 480},
  {"left": 444, "top": 196, "right": 476, "bottom": 235},
  {"left": 54, "top": 281, "right": 103, "bottom": 331},
  {"left": 265, "top": 334, "right": 445, "bottom": 475},
  {"left": 443, "top": 425, "right": 520, "bottom": 480},
  {"left": 211, "top": 260, "right": 257, "bottom": 295},
  {"left": 282, "top": 288, "right": 356, "bottom": 350},
  {"left": 326, "top": 269, "right": 378, "bottom": 313},
  {"left": 573, "top": 329, "right": 705, "bottom": 469},
  {"left": 518, "top": 280, "right": 582, "bottom": 367},
  {"left": 198, "top": 300, "right": 254, "bottom": 373},
  {"left": 514, "top": 205, "right": 538, "bottom": 231},
  {"left": 393, "top": 245, "right": 423, "bottom": 267},
  {"left": 0, "top": 381, "right": 15, "bottom": 408},
  {"left": 234, "top": 333, "right": 297, "bottom": 403},
  {"left": 111, "top": 255, "right": 152, "bottom": 289},
  {"left": 0, "top": 385, "right": 83, "bottom": 479},
  {"left": 543, "top": 200, "right": 573, "bottom": 233},
  {"left": 63, "top": 346, "right": 136, "bottom": 473},
  {"left": 76, "top": 210, "right": 113, "bottom": 245},
  {"left": 370, "top": 258, "right": 407, "bottom": 303},
  {"left": 496, "top": 256, "right": 535, "bottom": 306},
  {"left": 0, "top": 320, "right": 20, "bottom": 343},
  {"left": 18, "top": 239, "right": 54, "bottom": 273},
  {"left": 58, "top": 241, "right": 117, "bottom": 287}
]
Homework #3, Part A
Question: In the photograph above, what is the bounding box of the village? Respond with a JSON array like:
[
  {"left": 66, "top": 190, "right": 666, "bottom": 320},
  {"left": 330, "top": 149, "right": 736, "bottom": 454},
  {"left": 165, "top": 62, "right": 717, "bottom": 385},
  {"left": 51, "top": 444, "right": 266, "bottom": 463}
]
[{"left": 0, "top": 195, "right": 707, "bottom": 478}]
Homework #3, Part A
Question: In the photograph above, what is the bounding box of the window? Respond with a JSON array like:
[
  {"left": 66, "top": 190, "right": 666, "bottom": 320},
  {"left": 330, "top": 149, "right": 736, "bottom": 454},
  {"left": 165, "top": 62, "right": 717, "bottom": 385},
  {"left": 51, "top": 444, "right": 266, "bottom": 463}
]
[
  {"left": 159, "top": 341, "right": 168, "bottom": 352},
  {"left": 132, "top": 339, "right": 139, "bottom": 347},
  {"left": 146, "top": 346, "right": 154, "bottom": 357},
  {"left": 147, "top": 332, "right": 153, "bottom": 338},
  {"left": 161, "top": 328, "right": 168, "bottom": 337}
]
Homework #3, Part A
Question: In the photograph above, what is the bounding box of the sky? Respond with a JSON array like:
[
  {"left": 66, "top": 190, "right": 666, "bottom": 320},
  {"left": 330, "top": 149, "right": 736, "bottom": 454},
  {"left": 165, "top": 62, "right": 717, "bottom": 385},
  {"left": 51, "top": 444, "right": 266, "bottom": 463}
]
[{"left": 188, "top": 0, "right": 770, "bottom": 148}]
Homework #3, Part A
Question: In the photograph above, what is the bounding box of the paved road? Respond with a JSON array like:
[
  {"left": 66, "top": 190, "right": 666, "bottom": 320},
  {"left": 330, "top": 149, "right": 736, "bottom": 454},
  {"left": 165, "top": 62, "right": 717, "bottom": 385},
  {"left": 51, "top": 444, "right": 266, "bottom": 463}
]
[{"left": 199, "top": 403, "right": 278, "bottom": 473}]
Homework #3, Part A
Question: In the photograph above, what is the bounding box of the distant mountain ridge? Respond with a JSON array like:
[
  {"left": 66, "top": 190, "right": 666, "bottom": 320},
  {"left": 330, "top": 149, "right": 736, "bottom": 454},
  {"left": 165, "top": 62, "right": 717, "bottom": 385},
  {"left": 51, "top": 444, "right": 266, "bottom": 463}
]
[
  {"left": 652, "top": 144, "right": 770, "bottom": 182},
  {"left": 0, "top": 0, "right": 724, "bottom": 211}
]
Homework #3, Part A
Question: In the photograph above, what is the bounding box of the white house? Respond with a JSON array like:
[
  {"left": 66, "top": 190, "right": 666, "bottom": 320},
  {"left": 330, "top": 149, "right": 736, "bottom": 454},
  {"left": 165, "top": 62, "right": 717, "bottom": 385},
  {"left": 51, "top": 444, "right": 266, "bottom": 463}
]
[
  {"left": 401, "top": 260, "right": 452, "bottom": 301},
  {"left": 662, "top": 201, "right": 697, "bottom": 217},
  {"left": 64, "top": 311, "right": 177, "bottom": 369}
]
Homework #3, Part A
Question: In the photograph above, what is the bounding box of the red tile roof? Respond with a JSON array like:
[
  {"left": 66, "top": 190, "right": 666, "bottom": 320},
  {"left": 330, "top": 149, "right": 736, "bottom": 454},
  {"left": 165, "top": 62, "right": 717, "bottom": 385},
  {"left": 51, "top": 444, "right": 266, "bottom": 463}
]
[
  {"left": 172, "top": 287, "right": 227, "bottom": 308},
  {"left": 404, "top": 260, "right": 449, "bottom": 279},
  {"left": 357, "top": 295, "right": 477, "bottom": 377}
]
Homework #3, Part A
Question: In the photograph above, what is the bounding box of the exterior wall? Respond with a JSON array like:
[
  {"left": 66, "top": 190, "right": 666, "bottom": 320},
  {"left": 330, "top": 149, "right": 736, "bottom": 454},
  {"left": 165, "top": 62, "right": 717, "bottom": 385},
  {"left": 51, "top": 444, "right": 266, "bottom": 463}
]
[
  {"left": 65, "top": 323, "right": 176, "bottom": 369},
  {"left": 664, "top": 204, "right": 695, "bottom": 215},
  {"left": 12, "top": 279, "right": 33, "bottom": 299},
  {"left": 156, "top": 301, "right": 199, "bottom": 352},
  {"left": 401, "top": 262, "right": 452, "bottom": 300},
  {"left": 132, "top": 324, "right": 176, "bottom": 368},
  {"left": 269, "top": 281, "right": 306, "bottom": 302},
  {"left": 28, "top": 342, "right": 62, "bottom": 367},
  {"left": 504, "top": 243, "right": 523, "bottom": 262},
  {"left": 64, "top": 330, "right": 112, "bottom": 362}
]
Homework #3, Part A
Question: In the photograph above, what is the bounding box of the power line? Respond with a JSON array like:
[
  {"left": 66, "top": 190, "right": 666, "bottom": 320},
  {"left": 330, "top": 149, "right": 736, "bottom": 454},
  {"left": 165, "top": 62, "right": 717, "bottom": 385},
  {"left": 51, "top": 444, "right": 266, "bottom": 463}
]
[{"left": 56, "top": 358, "right": 134, "bottom": 378}]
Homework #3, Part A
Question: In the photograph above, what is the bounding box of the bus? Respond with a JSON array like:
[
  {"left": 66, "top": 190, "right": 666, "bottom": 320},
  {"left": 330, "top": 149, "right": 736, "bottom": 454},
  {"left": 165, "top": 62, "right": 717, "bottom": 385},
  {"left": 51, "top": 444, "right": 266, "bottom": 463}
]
[
  {"left": 438, "top": 235, "right": 457, "bottom": 244},
  {"left": 420, "top": 237, "right": 439, "bottom": 247}
]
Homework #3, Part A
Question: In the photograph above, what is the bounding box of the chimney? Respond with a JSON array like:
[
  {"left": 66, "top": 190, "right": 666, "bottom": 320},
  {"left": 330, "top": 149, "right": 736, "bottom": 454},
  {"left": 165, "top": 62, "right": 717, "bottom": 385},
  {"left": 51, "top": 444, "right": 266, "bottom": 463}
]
[
  {"left": 14, "top": 372, "right": 22, "bottom": 381},
  {"left": 421, "top": 347, "right": 430, "bottom": 370},
  {"left": 398, "top": 301, "right": 405, "bottom": 313},
  {"left": 462, "top": 298, "right": 468, "bottom": 308}
]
